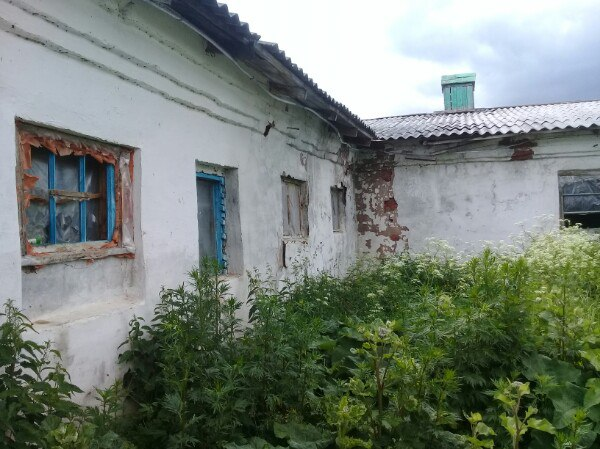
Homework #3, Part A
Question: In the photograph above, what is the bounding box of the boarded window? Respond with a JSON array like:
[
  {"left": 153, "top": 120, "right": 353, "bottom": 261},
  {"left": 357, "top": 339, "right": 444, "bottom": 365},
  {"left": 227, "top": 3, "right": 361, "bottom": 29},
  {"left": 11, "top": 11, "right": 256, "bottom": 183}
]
[
  {"left": 559, "top": 171, "right": 600, "bottom": 229},
  {"left": 331, "top": 186, "right": 346, "bottom": 232},
  {"left": 196, "top": 172, "right": 225, "bottom": 268},
  {"left": 282, "top": 177, "right": 308, "bottom": 238}
]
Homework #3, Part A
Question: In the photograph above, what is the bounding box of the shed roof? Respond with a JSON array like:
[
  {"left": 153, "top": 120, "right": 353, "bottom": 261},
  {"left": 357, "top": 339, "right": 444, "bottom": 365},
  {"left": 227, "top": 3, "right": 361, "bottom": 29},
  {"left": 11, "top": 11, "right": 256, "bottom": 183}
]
[
  {"left": 146, "top": 0, "right": 375, "bottom": 142},
  {"left": 366, "top": 100, "right": 600, "bottom": 141}
]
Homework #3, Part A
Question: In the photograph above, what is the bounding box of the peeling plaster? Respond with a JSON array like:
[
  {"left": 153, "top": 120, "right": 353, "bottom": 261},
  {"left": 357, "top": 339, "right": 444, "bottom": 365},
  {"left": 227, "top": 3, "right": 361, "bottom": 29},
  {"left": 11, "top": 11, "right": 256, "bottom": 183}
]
[{"left": 354, "top": 152, "right": 408, "bottom": 256}]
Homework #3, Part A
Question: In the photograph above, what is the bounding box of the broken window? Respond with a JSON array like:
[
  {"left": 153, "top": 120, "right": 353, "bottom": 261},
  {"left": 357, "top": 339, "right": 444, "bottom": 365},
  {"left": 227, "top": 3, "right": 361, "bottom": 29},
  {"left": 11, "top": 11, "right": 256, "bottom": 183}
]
[
  {"left": 196, "top": 172, "right": 226, "bottom": 268},
  {"left": 24, "top": 151, "right": 111, "bottom": 245},
  {"left": 559, "top": 171, "right": 600, "bottom": 229},
  {"left": 331, "top": 186, "right": 346, "bottom": 232},
  {"left": 282, "top": 177, "right": 308, "bottom": 238},
  {"left": 18, "top": 123, "right": 134, "bottom": 265}
]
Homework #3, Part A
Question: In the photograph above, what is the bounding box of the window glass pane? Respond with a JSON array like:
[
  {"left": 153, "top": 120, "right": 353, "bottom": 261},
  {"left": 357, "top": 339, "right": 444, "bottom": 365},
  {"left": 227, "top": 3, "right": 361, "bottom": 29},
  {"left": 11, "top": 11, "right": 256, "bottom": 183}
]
[
  {"left": 563, "top": 195, "right": 600, "bottom": 213},
  {"left": 197, "top": 178, "right": 216, "bottom": 260},
  {"left": 26, "top": 147, "right": 49, "bottom": 195},
  {"left": 55, "top": 155, "right": 80, "bottom": 191},
  {"left": 561, "top": 176, "right": 600, "bottom": 213},
  {"left": 85, "top": 156, "right": 104, "bottom": 193},
  {"left": 86, "top": 199, "right": 106, "bottom": 241},
  {"left": 25, "top": 148, "right": 50, "bottom": 246},
  {"left": 56, "top": 200, "right": 80, "bottom": 243},
  {"left": 26, "top": 202, "right": 50, "bottom": 246}
]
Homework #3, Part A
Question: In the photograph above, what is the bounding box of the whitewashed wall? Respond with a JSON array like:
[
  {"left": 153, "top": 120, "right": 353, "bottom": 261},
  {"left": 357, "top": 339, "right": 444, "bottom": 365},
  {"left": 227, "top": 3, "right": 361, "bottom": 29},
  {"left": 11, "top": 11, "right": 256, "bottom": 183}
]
[
  {"left": 0, "top": 0, "right": 358, "bottom": 399},
  {"left": 392, "top": 131, "right": 600, "bottom": 253}
]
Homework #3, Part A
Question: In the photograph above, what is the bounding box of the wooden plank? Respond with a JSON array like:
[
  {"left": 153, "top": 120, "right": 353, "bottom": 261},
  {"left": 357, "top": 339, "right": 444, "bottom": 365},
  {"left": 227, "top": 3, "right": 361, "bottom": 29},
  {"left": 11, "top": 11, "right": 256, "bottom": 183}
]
[
  {"left": 336, "top": 125, "right": 358, "bottom": 138},
  {"left": 49, "top": 190, "right": 103, "bottom": 200},
  {"left": 255, "top": 46, "right": 374, "bottom": 139},
  {"left": 369, "top": 140, "right": 387, "bottom": 150},
  {"left": 22, "top": 246, "right": 134, "bottom": 267},
  {"left": 171, "top": 0, "right": 255, "bottom": 57},
  {"left": 268, "top": 81, "right": 307, "bottom": 99},
  {"left": 343, "top": 136, "right": 372, "bottom": 147}
]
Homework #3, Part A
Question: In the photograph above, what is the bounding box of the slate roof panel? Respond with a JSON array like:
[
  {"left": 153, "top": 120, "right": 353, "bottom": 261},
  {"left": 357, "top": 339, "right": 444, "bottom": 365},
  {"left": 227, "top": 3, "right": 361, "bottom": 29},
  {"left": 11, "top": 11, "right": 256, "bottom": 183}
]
[
  {"left": 149, "top": 0, "right": 375, "bottom": 138},
  {"left": 366, "top": 100, "right": 600, "bottom": 140}
]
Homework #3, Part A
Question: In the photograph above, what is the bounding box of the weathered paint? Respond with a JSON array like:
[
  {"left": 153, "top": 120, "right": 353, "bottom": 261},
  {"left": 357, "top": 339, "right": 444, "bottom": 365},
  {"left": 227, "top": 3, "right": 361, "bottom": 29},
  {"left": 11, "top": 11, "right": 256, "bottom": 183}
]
[
  {"left": 442, "top": 73, "right": 476, "bottom": 111},
  {"left": 196, "top": 171, "right": 226, "bottom": 268},
  {"left": 388, "top": 131, "right": 600, "bottom": 253},
  {"left": 79, "top": 156, "right": 87, "bottom": 242},
  {"left": 106, "top": 163, "right": 116, "bottom": 241},
  {"left": 354, "top": 151, "right": 408, "bottom": 256},
  {"left": 48, "top": 153, "right": 57, "bottom": 244},
  {"left": 0, "top": 0, "right": 358, "bottom": 400}
]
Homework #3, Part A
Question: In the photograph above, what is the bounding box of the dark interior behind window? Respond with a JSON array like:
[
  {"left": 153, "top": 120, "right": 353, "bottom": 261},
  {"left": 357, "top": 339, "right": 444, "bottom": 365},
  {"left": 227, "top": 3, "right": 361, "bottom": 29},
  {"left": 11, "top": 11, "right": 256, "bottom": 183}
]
[{"left": 560, "top": 172, "right": 600, "bottom": 229}]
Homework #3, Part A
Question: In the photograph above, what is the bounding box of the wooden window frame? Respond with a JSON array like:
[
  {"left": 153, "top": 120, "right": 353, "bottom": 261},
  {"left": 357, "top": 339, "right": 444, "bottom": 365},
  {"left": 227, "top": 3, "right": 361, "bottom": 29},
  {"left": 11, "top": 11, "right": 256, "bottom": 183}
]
[
  {"left": 281, "top": 176, "right": 309, "bottom": 239},
  {"left": 196, "top": 171, "right": 226, "bottom": 269},
  {"left": 16, "top": 123, "right": 135, "bottom": 267}
]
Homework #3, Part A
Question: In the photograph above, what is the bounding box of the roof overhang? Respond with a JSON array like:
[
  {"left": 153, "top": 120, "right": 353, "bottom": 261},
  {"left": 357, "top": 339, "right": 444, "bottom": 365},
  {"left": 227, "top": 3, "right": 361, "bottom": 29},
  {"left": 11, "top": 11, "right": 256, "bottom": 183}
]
[{"left": 144, "top": 0, "right": 375, "bottom": 145}]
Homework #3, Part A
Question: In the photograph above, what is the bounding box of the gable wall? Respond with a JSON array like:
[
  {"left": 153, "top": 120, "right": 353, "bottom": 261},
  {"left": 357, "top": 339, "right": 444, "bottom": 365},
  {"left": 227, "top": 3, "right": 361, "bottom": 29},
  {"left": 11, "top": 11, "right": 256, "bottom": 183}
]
[{"left": 381, "top": 130, "right": 600, "bottom": 253}]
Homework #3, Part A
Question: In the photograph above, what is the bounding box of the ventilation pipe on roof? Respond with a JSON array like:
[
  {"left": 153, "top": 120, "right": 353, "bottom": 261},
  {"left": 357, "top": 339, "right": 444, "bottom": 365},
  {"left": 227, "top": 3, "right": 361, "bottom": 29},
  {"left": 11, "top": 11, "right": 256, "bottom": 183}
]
[{"left": 441, "top": 73, "right": 476, "bottom": 111}]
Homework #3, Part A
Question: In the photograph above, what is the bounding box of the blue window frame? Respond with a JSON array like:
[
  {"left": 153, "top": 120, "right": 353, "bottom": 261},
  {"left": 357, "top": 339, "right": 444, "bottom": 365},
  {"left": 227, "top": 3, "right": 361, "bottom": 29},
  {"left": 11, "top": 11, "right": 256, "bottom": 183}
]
[
  {"left": 196, "top": 172, "right": 226, "bottom": 268},
  {"left": 25, "top": 147, "right": 116, "bottom": 246}
]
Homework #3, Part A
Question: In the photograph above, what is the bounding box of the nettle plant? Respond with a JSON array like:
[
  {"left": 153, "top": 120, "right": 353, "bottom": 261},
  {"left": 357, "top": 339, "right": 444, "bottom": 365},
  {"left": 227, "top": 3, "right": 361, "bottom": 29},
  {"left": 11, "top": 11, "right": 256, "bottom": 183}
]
[
  {"left": 493, "top": 380, "right": 555, "bottom": 449},
  {"left": 324, "top": 319, "right": 459, "bottom": 449},
  {"left": 118, "top": 258, "right": 245, "bottom": 449},
  {"left": 4, "top": 226, "right": 600, "bottom": 449},
  {"left": 0, "top": 300, "right": 133, "bottom": 449},
  {"left": 0, "top": 300, "right": 81, "bottom": 448}
]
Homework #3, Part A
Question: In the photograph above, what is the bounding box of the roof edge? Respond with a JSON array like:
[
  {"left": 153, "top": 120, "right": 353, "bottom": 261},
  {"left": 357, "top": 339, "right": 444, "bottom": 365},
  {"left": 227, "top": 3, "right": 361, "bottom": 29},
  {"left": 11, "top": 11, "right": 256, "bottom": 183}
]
[
  {"left": 366, "top": 98, "right": 600, "bottom": 122},
  {"left": 145, "top": 0, "right": 374, "bottom": 144}
]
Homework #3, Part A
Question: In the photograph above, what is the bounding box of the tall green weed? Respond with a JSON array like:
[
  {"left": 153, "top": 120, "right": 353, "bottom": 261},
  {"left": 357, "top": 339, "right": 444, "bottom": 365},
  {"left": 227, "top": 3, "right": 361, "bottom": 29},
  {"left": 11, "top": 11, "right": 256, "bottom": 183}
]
[{"left": 3, "top": 227, "right": 600, "bottom": 449}]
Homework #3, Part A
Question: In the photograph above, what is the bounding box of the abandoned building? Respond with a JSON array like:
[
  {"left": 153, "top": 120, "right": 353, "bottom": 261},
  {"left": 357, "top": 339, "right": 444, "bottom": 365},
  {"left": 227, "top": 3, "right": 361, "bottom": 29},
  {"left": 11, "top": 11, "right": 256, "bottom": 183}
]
[
  {"left": 365, "top": 74, "right": 600, "bottom": 252},
  {"left": 1, "top": 0, "right": 599, "bottom": 399}
]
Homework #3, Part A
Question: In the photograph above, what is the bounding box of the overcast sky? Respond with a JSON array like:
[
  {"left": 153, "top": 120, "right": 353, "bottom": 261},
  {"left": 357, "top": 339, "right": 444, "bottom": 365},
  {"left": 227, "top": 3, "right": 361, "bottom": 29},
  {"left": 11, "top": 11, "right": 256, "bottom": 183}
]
[{"left": 224, "top": 0, "right": 600, "bottom": 118}]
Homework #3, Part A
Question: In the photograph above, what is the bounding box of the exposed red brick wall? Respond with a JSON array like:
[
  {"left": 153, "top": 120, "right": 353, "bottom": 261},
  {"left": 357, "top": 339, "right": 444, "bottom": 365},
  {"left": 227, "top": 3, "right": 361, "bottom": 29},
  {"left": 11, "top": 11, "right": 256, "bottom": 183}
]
[
  {"left": 354, "top": 152, "right": 408, "bottom": 256},
  {"left": 511, "top": 147, "right": 535, "bottom": 160}
]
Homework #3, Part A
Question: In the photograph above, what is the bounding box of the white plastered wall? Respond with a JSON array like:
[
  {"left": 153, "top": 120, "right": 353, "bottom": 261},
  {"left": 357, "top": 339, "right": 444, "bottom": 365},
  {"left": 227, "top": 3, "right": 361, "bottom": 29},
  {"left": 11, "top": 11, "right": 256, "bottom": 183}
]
[
  {"left": 0, "top": 0, "right": 358, "bottom": 400},
  {"left": 392, "top": 131, "right": 600, "bottom": 253}
]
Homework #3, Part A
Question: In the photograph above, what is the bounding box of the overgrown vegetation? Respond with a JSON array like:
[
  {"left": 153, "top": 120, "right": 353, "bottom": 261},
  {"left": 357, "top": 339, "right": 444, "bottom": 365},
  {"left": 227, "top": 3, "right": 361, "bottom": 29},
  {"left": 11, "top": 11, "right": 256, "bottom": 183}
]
[
  {"left": 2, "top": 227, "right": 600, "bottom": 448},
  {"left": 0, "top": 300, "right": 133, "bottom": 449}
]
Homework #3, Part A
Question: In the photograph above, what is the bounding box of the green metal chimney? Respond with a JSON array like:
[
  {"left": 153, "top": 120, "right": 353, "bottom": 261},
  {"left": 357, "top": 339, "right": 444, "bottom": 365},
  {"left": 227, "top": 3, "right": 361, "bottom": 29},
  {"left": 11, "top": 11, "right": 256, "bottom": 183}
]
[{"left": 441, "top": 73, "right": 476, "bottom": 111}]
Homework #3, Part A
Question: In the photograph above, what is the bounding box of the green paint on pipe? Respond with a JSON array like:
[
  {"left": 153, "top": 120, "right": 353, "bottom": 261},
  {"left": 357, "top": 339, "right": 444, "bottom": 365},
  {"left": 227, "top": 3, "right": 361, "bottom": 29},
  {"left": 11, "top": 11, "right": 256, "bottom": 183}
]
[{"left": 442, "top": 73, "right": 476, "bottom": 111}]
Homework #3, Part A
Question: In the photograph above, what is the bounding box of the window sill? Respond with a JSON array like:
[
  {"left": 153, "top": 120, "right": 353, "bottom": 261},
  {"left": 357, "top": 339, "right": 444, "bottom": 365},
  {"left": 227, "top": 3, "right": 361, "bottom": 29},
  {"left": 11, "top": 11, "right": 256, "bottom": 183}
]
[{"left": 22, "top": 243, "right": 135, "bottom": 267}]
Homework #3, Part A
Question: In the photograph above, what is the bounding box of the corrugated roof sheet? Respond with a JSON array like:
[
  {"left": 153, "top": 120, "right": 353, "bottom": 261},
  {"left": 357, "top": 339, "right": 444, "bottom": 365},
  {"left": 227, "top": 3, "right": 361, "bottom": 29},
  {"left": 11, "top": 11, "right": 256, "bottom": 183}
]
[
  {"left": 366, "top": 100, "right": 600, "bottom": 140},
  {"left": 258, "top": 41, "right": 373, "bottom": 135},
  {"left": 147, "top": 0, "right": 375, "bottom": 139},
  {"left": 207, "top": 1, "right": 260, "bottom": 40}
]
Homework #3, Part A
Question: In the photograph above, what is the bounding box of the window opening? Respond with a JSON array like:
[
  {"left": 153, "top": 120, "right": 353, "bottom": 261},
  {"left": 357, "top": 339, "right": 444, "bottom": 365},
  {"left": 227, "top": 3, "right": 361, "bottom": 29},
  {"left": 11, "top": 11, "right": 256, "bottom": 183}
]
[
  {"left": 196, "top": 172, "right": 226, "bottom": 268},
  {"left": 331, "top": 186, "right": 346, "bottom": 232},
  {"left": 282, "top": 177, "right": 308, "bottom": 238},
  {"left": 559, "top": 171, "right": 600, "bottom": 229},
  {"left": 24, "top": 148, "right": 115, "bottom": 246}
]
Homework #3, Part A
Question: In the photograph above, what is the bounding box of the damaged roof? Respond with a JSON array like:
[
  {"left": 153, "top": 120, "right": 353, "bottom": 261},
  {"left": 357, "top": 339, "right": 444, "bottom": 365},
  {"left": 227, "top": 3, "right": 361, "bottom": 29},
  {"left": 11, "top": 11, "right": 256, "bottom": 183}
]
[
  {"left": 366, "top": 100, "right": 600, "bottom": 140},
  {"left": 145, "top": 0, "right": 375, "bottom": 143}
]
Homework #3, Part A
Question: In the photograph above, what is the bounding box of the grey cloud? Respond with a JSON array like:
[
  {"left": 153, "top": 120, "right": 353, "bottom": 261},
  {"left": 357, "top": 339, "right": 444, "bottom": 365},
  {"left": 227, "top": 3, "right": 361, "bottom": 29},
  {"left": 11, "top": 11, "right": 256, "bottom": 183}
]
[{"left": 391, "top": 3, "right": 600, "bottom": 110}]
